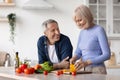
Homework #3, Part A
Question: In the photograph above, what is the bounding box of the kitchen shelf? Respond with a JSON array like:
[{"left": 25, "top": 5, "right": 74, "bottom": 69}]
[
  {"left": 0, "top": 2, "right": 15, "bottom": 7},
  {"left": 0, "top": 18, "right": 8, "bottom": 22}
]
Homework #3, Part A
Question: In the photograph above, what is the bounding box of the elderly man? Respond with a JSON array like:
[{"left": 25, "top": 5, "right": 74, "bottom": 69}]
[{"left": 37, "top": 19, "right": 73, "bottom": 69}]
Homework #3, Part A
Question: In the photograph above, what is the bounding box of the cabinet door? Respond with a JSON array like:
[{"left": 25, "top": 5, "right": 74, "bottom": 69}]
[
  {"left": 85, "top": 0, "right": 107, "bottom": 33},
  {"left": 98, "top": 0, "right": 106, "bottom": 32},
  {"left": 112, "top": 0, "right": 120, "bottom": 37},
  {"left": 85, "top": 0, "right": 120, "bottom": 39},
  {"left": 106, "top": 0, "right": 120, "bottom": 38}
]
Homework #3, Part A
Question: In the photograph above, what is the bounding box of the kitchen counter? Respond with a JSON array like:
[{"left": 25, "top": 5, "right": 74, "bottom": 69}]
[
  {"left": 106, "top": 65, "right": 120, "bottom": 75},
  {"left": 106, "top": 65, "right": 120, "bottom": 69},
  {"left": 0, "top": 67, "right": 120, "bottom": 80}
]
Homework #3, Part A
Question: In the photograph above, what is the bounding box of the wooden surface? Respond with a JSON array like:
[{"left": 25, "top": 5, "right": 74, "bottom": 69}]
[
  {"left": 51, "top": 70, "right": 92, "bottom": 75},
  {"left": 0, "top": 67, "right": 120, "bottom": 80},
  {"left": 0, "top": 3, "right": 15, "bottom": 7},
  {"left": 0, "top": 18, "right": 8, "bottom": 22}
]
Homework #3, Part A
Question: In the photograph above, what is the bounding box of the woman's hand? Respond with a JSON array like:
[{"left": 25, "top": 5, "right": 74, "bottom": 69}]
[
  {"left": 74, "top": 60, "right": 92, "bottom": 71},
  {"left": 70, "top": 56, "right": 77, "bottom": 64}
]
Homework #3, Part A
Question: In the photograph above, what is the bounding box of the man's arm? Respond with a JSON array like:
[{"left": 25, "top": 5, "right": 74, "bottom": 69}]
[
  {"left": 53, "top": 57, "right": 70, "bottom": 69},
  {"left": 60, "top": 36, "right": 73, "bottom": 61},
  {"left": 53, "top": 35, "right": 73, "bottom": 69},
  {"left": 37, "top": 37, "right": 46, "bottom": 64}
]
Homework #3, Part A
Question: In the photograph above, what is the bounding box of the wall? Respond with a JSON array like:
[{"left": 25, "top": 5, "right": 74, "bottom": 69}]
[{"left": 0, "top": 0, "right": 84, "bottom": 65}]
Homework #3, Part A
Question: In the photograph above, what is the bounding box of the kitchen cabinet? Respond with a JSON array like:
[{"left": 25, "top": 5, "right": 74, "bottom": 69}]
[{"left": 84, "top": 0, "right": 120, "bottom": 39}]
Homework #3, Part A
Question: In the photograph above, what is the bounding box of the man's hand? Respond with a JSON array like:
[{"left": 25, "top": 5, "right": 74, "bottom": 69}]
[
  {"left": 53, "top": 56, "right": 70, "bottom": 69},
  {"left": 59, "top": 57, "right": 70, "bottom": 69}
]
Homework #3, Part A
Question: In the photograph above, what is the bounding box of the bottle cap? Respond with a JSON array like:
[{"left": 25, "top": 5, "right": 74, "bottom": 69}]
[{"left": 16, "top": 52, "right": 18, "bottom": 55}]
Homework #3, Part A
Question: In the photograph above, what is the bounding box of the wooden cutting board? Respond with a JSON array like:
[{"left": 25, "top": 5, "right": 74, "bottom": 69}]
[
  {"left": 51, "top": 70, "right": 92, "bottom": 75},
  {"left": 63, "top": 71, "right": 92, "bottom": 75}
]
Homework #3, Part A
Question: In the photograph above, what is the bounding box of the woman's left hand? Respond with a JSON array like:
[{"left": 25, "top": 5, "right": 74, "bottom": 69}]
[{"left": 74, "top": 60, "right": 88, "bottom": 71}]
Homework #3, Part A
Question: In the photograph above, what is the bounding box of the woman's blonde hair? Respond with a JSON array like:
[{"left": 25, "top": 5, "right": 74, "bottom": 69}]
[{"left": 74, "top": 4, "right": 94, "bottom": 28}]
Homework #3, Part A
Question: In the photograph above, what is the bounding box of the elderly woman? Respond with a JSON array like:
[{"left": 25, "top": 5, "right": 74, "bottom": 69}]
[{"left": 70, "top": 4, "right": 111, "bottom": 74}]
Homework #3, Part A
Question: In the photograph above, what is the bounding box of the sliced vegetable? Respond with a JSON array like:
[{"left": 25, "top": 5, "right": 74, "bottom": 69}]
[{"left": 70, "top": 64, "right": 76, "bottom": 72}]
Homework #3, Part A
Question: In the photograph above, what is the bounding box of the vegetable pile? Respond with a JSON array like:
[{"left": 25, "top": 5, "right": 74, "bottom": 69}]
[{"left": 35, "top": 61, "right": 53, "bottom": 73}]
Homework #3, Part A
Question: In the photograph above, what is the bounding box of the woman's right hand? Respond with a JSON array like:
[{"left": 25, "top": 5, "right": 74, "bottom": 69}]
[{"left": 70, "top": 56, "right": 77, "bottom": 64}]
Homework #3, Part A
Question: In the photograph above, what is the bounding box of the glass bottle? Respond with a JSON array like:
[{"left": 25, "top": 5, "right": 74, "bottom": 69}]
[
  {"left": 4, "top": 54, "right": 10, "bottom": 67},
  {"left": 14, "top": 52, "right": 19, "bottom": 69}
]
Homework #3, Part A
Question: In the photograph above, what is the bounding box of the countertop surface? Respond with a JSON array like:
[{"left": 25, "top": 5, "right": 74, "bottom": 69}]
[
  {"left": 106, "top": 65, "right": 120, "bottom": 69},
  {"left": 0, "top": 67, "right": 120, "bottom": 80}
]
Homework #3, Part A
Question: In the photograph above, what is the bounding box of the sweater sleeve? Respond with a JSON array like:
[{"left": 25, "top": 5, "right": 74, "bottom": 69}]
[
  {"left": 90, "top": 27, "right": 111, "bottom": 64},
  {"left": 74, "top": 32, "right": 82, "bottom": 59}
]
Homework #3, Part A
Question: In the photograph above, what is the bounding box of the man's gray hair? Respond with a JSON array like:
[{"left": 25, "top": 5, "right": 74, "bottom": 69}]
[{"left": 42, "top": 19, "right": 58, "bottom": 31}]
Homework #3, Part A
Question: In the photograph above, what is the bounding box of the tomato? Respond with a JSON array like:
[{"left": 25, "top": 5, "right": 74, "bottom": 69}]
[
  {"left": 59, "top": 70, "right": 63, "bottom": 74},
  {"left": 24, "top": 68, "right": 31, "bottom": 74},
  {"left": 19, "top": 64, "right": 28, "bottom": 72},
  {"left": 24, "top": 67, "right": 35, "bottom": 74},
  {"left": 15, "top": 68, "right": 22, "bottom": 74},
  {"left": 29, "top": 67, "right": 35, "bottom": 74},
  {"left": 34, "top": 64, "right": 42, "bottom": 70},
  {"left": 71, "top": 71, "right": 76, "bottom": 76},
  {"left": 56, "top": 71, "right": 61, "bottom": 75},
  {"left": 43, "top": 71, "right": 48, "bottom": 75}
]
